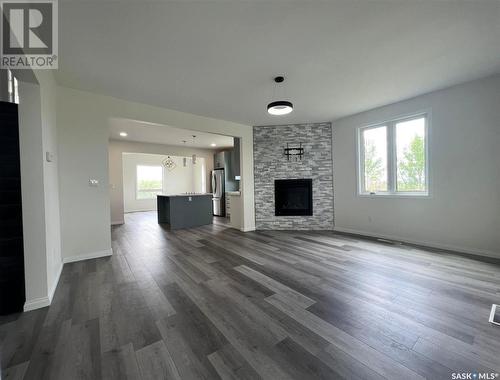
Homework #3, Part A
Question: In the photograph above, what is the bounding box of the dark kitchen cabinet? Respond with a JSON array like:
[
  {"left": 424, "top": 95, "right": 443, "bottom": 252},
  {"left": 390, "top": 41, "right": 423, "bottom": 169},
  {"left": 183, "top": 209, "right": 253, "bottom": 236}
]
[
  {"left": 232, "top": 137, "right": 240, "bottom": 178},
  {"left": 213, "top": 138, "right": 241, "bottom": 192},
  {"left": 214, "top": 151, "right": 225, "bottom": 169},
  {"left": 0, "top": 101, "right": 25, "bottom": 315}
]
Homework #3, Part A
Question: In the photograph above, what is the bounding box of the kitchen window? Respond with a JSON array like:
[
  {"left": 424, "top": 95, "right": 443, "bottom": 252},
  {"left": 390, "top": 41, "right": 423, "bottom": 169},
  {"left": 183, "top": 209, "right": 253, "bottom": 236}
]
[
  {"left": 136, "top": 165, "right": 163, "bottom": 200},
  {"left": 358, "top": 113, "right": 429, "bottom": 196}
]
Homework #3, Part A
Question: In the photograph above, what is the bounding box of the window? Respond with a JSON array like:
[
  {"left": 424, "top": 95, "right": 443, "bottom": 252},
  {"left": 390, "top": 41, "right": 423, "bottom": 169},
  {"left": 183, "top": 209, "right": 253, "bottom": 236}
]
[
  {"left": 396, "top": 117, "right": 426, "bottom": 192},
  {"left": 358, "top": 114, "right": 428, "bottom": 196},
  {"left": 361, "top": 125, "right": 388, "bottom": 193},
  {"left": 7, "top": 70, "right": 19, "bottom": 104},
  {"left": 136, "top": 165, "right": 163, "bottom": 199}
]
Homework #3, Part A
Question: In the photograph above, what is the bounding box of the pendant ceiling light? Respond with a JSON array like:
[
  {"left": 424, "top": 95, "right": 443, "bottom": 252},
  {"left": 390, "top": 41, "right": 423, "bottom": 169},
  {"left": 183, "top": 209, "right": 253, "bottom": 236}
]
[
  {"left": 162, "top": 156, "right": 176, "bottom": 171},
  {"left": 182, "top": 140, "right": 187, "bottom": 167},
  {"left": 267, "top": 76, "right": 293, "bottom": 116},
  {"left": 191, "top": 135, "right": 197, "bottom": 165}
]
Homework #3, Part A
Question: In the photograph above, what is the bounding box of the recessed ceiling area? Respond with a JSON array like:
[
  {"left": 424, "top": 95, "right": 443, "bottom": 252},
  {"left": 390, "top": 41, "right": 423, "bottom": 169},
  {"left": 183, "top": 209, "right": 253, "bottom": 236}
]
[{"left": 109, "top": 118, "right": 234, "bottom": 149}]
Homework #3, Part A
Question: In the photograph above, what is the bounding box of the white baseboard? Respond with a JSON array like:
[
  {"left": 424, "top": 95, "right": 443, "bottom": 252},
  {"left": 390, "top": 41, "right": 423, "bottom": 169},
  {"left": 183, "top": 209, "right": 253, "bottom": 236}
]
[
  {"left": 124, "top": 209, "right": 156, "bottom": 213},
  {"left": 24, "top": 296, "right": 50, "bottom": 312},
  {"left": 23, "top": 262, "right": 64, "bottom": 312},
  {"left": 62, "top": 248, "right": 113, "bottom": 264},
  {"left": 333, "top": 226, "right": 500, "bottom": 259},
  {"left": 111, "top": 220, "right": 124, "bottom": 225},
  {"left": 48, "top": 262, "right": 63, "bottom": 302},
  {"left": 241, "top": 226, "right": 256, "bottom": 232},
  {"left": 23, "top": 250, "right": 113, "bottom": 312}
]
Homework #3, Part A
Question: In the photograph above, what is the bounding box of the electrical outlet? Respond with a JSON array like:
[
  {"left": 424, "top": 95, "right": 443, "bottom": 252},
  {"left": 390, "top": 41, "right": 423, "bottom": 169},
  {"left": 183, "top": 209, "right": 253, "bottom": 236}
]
[{"left": 89, "top": 179, "right": 99, "bottom": 187}]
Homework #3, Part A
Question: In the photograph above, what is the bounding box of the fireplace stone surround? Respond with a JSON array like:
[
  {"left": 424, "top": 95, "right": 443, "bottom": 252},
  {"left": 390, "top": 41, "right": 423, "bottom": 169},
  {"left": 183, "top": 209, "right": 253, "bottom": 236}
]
[{"left": 253, "top": 122, "right": 334, "bottom": 230}]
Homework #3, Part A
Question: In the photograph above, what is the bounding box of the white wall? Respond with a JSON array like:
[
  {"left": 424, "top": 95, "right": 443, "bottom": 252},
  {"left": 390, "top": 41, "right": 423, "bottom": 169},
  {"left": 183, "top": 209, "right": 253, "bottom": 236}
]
[
  {"left": 57, "top": 87, "right": 113, "bottom": 262},
  {"left": 57, "top": 86, "right": 254, "bottom": 263},
  {"left": 18, "top": 80, "right": 48, "bottom": 307},
  {"left": 333, "top": 74, "right": 500, "bottom": 258},
  {"left": 38, "top": 71, "right": 62, "bottom": 301},
  {"left": 122, "top": 152, "right": 206, "bottom": 213},
  {"left": 109, "top": 140, "right": 215, "bottom": 223},
  {"left": 16, "top": 70, "right": 62, "bottom": 311}
]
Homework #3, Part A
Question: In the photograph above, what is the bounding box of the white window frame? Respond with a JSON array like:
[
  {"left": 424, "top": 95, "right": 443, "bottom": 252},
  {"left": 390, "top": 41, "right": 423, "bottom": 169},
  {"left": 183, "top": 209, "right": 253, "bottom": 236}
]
[
  {"left": 357, "top": 111, "right": 430, "bottom": 198},
  {"left": 135, "top": 165, "right": 164, "bottom": 200}
]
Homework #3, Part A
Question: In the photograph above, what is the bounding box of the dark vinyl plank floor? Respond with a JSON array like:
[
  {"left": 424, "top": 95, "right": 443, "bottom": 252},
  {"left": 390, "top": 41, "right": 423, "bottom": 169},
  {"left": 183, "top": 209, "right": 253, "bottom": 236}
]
[{"left": 1, "top": 211, "right": 500, "bottom": 379}]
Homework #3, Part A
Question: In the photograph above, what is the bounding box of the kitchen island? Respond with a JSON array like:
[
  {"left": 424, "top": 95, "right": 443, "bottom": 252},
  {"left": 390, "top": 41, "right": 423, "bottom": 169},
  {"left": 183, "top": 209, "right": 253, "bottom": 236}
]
[{"left": 157, "top": 194, "right": 213, "bottom": 230}]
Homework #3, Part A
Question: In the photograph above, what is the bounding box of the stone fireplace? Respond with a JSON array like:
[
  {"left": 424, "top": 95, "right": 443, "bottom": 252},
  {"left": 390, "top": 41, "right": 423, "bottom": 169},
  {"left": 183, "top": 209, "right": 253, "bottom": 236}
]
[
  {"left": 253, "top": 122, "right": 334, "bottom": 230},
  {"left": 275, "top": 179, "right": 313, "bottom": 216}
]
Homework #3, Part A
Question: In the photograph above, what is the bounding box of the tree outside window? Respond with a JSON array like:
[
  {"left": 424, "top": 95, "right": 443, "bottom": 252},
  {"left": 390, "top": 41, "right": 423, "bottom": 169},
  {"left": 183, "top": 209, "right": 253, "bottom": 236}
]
[
  {"left": 137, "top": 165, "right": 163, "bottom": 199},
  {"left": 359, "top": 115, "right": 428, "bottom": 196}
]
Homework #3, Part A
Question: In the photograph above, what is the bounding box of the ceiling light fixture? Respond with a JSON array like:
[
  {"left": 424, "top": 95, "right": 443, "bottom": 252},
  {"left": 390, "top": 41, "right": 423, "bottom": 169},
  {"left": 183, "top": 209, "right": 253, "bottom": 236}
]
[
  {"left": 162, "top": 156, "right": 176, "bottom": 171},
  {"left": 192, "top": 135, "right": 197, "bottom": 165},
  {"left": 119, "top": 132, "right": 128, "bottom": 137},
  {"left": 182, "top": 140, "right": 187, "bottom": 167},
  {"left": 211, "top": 143, "right": 216, "bottom": 147},
  {"left": 267, "top": 76, "right": 293, "bottom": 116}
]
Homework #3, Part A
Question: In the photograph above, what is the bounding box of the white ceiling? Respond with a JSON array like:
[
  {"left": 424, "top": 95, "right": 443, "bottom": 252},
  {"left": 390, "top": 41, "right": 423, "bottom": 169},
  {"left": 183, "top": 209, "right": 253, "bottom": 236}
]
[
  {"left": 109, "top": 118, "right": 234, "bottom": 149},
  {"left": 57, "top": 1, "right": 500, "bottom": 126}
]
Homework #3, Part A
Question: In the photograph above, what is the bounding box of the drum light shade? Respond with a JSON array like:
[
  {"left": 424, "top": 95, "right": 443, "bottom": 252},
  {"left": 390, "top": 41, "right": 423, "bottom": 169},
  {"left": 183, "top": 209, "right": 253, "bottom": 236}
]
[{"left": 267, "top": 100, "right": 293, "bottom": 115}]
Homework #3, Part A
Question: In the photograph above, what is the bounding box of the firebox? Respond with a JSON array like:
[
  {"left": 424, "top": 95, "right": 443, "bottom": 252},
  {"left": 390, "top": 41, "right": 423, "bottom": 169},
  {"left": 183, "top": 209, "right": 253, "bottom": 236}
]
[{"left": 274, "top": 179, "right": 313, "bottom": 216}]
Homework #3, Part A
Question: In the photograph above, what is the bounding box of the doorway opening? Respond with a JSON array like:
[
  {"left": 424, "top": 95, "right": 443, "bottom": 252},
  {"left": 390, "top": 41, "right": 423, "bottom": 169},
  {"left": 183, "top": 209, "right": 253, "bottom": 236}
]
[{"left": 107, "top": 118, "right": 242, "bottom": 231}]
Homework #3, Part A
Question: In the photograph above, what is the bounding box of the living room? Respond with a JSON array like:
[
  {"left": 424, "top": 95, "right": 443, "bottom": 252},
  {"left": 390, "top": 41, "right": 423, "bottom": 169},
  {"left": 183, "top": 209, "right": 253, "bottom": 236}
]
[{"left": 1, "top": 1, "right": 499, "bottom": 379}]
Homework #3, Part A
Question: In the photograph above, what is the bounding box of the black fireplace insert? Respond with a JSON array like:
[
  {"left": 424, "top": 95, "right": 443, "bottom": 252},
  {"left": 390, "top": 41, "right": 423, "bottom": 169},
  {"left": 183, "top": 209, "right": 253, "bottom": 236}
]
[{"left": 275, "top": 179, "right": 313, "bottom": 216}]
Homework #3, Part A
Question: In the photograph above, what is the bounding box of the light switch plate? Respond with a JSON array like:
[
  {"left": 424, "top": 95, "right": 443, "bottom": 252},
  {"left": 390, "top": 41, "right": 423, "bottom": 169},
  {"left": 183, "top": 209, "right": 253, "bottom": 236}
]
[{"left": 46, "top": 152, "right": 54, "bottom": 162}]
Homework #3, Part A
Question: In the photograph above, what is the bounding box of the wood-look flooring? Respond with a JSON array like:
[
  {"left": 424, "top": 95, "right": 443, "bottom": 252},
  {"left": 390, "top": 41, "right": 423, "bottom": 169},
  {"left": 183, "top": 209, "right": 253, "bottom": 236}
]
[{"left": 1, "top": 211, "right": 500, "bottom": 379}]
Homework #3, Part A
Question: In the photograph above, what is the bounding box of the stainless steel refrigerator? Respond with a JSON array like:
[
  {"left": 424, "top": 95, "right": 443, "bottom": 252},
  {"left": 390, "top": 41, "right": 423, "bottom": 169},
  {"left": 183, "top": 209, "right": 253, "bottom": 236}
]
[{"left": 211, "top": 169, "right": 225, "bottom": 216}]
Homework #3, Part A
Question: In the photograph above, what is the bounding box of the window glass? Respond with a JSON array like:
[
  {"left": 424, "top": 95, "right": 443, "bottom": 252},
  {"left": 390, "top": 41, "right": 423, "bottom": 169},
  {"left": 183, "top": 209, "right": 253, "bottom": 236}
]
[
  {"left": 137, "top": 165, "right": 163, "bottom": 199},
  {"left": 7, "top": 70, "right": 19, "bottom": 104},
  {"left": 396, "top": 118, "right": 426, "bottom": 192},
  {"left": 362, "top": 126, "right": 388, "bottom": 193},
  {"left": 358, "top": 114, "right": 428, "bottom": 196}
]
